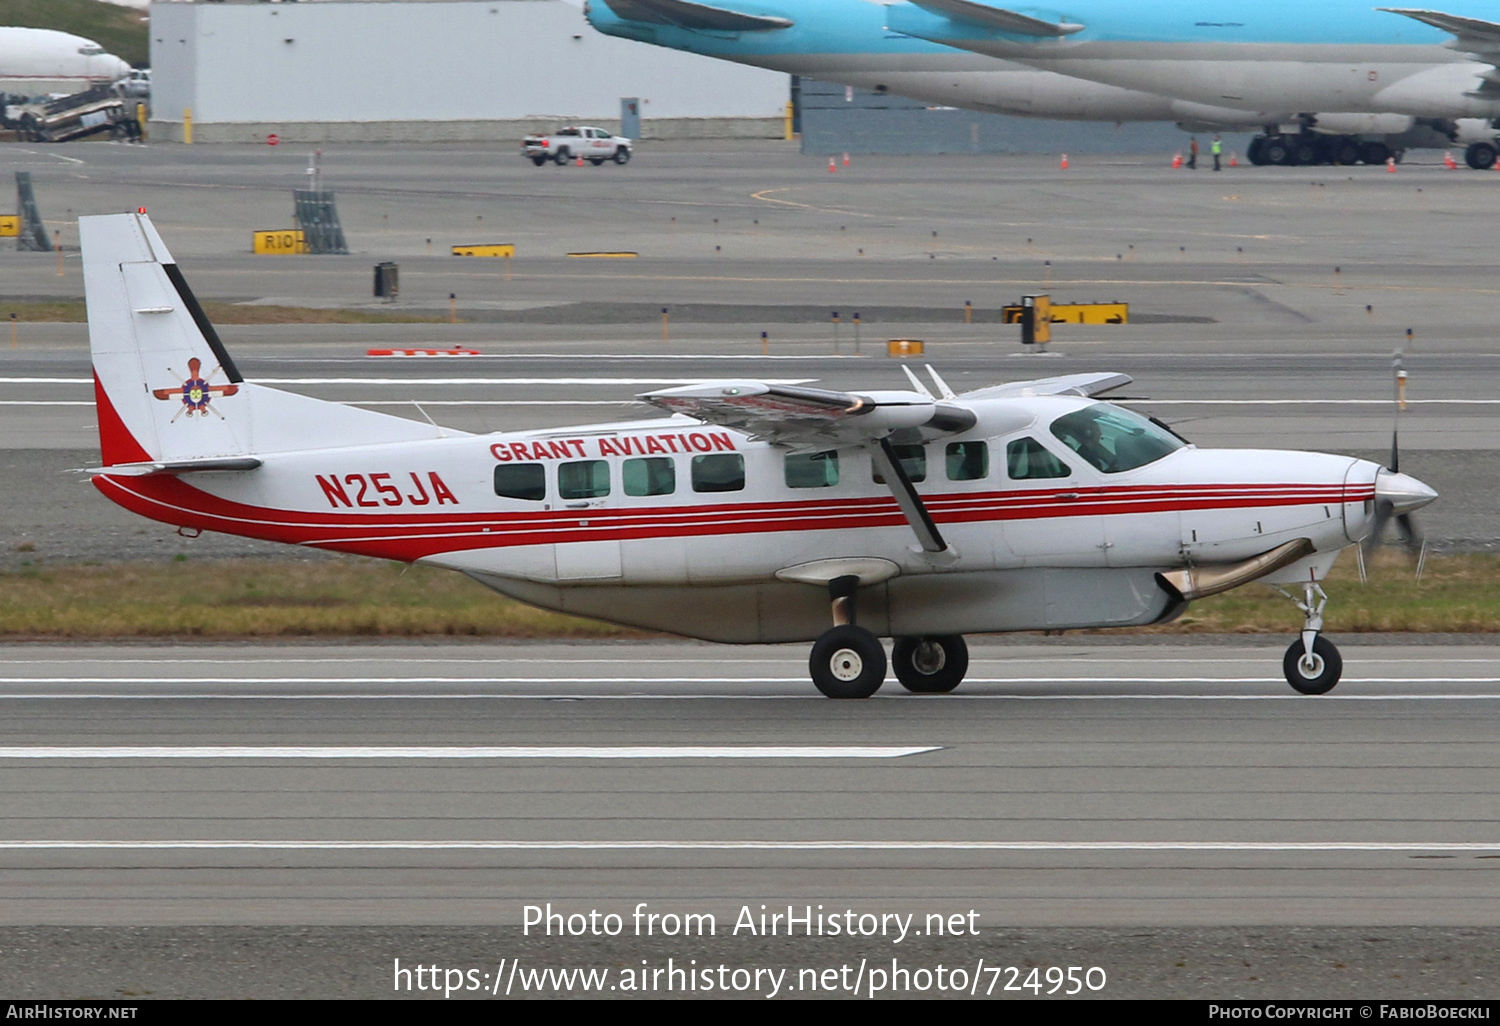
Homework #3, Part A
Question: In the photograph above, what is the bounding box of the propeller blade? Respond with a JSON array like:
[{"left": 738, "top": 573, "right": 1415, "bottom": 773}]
[
  {"left": 1395, "top": 511, "right": 1422, "bottom": 554},
  {"left": 1363, "top": 499, "right": 1393, "bottom": 555}
]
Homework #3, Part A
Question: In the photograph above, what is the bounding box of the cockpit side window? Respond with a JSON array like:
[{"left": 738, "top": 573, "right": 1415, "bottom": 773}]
[
  {"left": 1006, "top": 437, "right": 1070, "bottom": 480},
  {"left": 1049, "top": 403, "right": 1185, "bottom": 474}
]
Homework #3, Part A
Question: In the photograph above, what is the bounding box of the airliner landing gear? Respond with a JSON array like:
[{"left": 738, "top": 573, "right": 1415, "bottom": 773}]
[
  {"left": 1246, "top": 132, "right": 1389, "bottom": 167},
  {"left": 809, "top": 575, "right": 886, "bottom": 699},
  {"left": 1276, "top": 581, "right": 1342, "bottom": 695},
  {"left": 891, "top": 636, "right": 969, "bottom": 693},
  {"left": 1466, "top": 141, "right": 1498, "bottom": 169}
]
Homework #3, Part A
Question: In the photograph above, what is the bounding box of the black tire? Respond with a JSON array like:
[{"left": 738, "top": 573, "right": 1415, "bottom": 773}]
[
  {"left": 1291, "top": 138, "right": 1319, "bottom": 165},
  {"left": 1333, "top": 140, "right": 1360, "bottom": 166},
  {"left": 588, "top": 157, "right": 605, "bottom": 166},
  {"left": 891, "top": 635, "right": 969, "bottom": 694},
  {"left": 530, "top": 155, "right": 547, "bottom": 167},
  {"left": 554, "top": 148, "right": 570, "bottom": 165},
  {"left": 1467, "top": 142, "right": 1497, "bottom": 170},
  {"left": 1359, "top": 141, "right": 1389, "bottom": 166},
  {"left": 1247, "top": 137, "right": 1267, "bottom": 166},
  {"left": 809, "top": 625, "right": 886, "bottom": 699},
  {"left": 1263, "top": 138, "right": 1291, "bottom": 166},
  {"left": 613, "top": 147, "right": 631, "bottom": 165},
  {"left": 1283, "top": 636, "right": 1342, "bottom": 695}
]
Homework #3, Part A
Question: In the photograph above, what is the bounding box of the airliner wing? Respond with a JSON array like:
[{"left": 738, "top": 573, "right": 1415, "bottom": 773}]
[
  {"left": 596, "top": 0, "right": 792, "bottom": 31},
  {"left": 639, "top": 381, "right": 975, "bottom": 450},
  {"left": 1374, "top": 8, "right": 1500, "bottom": 57},
  {"left": 910, "top": 0, "right": 1084, "bottom": 37},
  {"left": 958, "top": 371, "right": 1132, "bottom": 400}
]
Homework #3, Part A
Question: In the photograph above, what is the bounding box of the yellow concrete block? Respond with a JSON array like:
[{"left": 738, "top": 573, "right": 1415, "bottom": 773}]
[
  {"left": 252, "top": 229, "right": 307, "bottom": 255},
  {"left": 452, "top": 244, "right": 517, "bottom": 258},
  {"left": 887, "top": 339, "right": 925, "bottom": 357},
  {"left": 0, "top": 215, "right": 18, "bottom": 238}
]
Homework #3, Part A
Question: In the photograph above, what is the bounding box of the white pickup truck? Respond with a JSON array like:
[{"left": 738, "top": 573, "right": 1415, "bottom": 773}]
[{"left": 523, "top": 126, "right": 632, "bottom": 166}]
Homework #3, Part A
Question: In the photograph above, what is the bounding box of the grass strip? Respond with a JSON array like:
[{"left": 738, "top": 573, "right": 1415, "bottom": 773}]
[
  {"left": 0, "top": 301, "right": 448, "bottom": 325},
  {"left": 0, "top": 551, "right": 1492, "bottom": 640}
]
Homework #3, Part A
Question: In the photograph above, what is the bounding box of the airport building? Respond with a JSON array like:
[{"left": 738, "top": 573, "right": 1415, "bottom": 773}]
[{"left": 147, "top": 0, "right": 791, "bottom": 143}]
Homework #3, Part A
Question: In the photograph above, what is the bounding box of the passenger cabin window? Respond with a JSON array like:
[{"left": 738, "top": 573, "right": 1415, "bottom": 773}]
[
  {"left": 871, "top": 444, "right": 926, "bottom": 484},
  {"left": 558, "top": 460, "right": 609, "bottom": 499},
  {"left": 1006, "top": 437, "right": 1071, "bottom": 480},
  {"left": 1049, "top": 403, "right": 1186, "bottom": 474},
  {"left": 691, "top": 453, "right": 745, "bottom": 493},
  {"left": 945, "top": 441, "right": 988, "bottom": 481},
  {"left": 494, "top": 463, "right": 546, "bottom": 500},
  {"left": 623, "top": 457, "right": 675, "bottom": 497},
  {"left": 785, "top": 451, "right": 840, "bottom": 489}
]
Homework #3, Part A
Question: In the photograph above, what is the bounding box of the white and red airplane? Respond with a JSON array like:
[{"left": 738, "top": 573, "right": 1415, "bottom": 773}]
[{"left": 82, "top": 212, "right": 1437, "bottom": 698}]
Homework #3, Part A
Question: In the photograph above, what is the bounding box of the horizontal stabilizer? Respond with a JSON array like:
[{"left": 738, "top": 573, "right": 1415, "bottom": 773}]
[
  {"left": 84, "top": 456, "right": 263, "bottom": 477},
  {"left": 911, "top": 0, "right": 1083, "bottom": 37},
  {"left": 597, "top": 0, "right": 791, "bottom": 31},
  {"left": 959, "top": 372, "right": 1132, "bottom": 401},
  {"left": 1379, "top": 8, "right": 1500, "bottom": 55}
]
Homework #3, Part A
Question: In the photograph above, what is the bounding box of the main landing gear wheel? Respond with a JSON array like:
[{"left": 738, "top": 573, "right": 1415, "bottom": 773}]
[
  {"left": 1283, "top": 635, "right": 1342, "bottom": 695},
  {"left": 1467, "top": 141, "right": 1498, "bottom": 170},
  {"left": 891, "top": 635, "right": 969, "bottom": 694},
  {"left": 810, "top": 625, "right": 886, "bottom": 699}
]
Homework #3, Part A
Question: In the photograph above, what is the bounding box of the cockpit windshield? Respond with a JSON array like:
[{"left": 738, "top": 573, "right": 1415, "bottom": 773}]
[{"left": 1048, "top": 403, "right": 1186, "bottom": 474}]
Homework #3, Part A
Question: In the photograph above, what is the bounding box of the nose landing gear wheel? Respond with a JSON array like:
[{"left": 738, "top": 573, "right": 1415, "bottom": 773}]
[
  {"left": 810, "top": 625, "right": 886, "bottom": 699},
  {"left": 891, "top": 635, "right": 969, "bottom": 693},
  {"left": 1283, "top": 635, "right": 1342, "bottom": 695}
]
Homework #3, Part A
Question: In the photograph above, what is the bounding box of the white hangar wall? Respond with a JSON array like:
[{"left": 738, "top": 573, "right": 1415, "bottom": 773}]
[{"left": 148, "top": 0, "right": 790, "bottom": 142}]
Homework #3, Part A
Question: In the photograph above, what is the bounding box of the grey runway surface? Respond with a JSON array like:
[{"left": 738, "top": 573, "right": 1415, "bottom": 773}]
[
  {"left": 2, "top": 638, "right": 1499, "bottom": 927},
  {"left": 3, "top": 639, "right": 1500, "bottom": 997}
]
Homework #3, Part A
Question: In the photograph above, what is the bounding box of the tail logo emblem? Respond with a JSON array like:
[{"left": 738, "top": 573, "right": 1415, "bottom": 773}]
[{"left": 151, "top": 357, "right": 239, "bottom": 421}]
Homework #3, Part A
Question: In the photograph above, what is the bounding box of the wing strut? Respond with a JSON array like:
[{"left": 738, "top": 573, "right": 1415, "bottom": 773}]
[{"left": 870, "top": 438, "right": 948, "bottom": 554}]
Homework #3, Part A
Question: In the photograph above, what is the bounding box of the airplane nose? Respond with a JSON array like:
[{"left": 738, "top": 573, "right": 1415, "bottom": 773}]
[{"left": 1374, "top": 468, "right": 1438, "bottom": 515}]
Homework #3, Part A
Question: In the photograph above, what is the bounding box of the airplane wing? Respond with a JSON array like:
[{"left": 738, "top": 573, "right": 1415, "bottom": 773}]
[
  {"left": 1379, "top": 8, "right": 1500, "bottom": 91},
  {"left": 958, "top": 371, "right": 1132, "bottom": 400},
  {"left": 909, "top": 0, "right": 1084, "bottom": 37},
  {"left": 596, "top": 0, "right": 792, "bottom": 31},
  {"left": 1379, "top": 8, "right": 1500, "bottom": 55},
  {"left": 640, "top": 381, "right": 975, "bottom": 451}
]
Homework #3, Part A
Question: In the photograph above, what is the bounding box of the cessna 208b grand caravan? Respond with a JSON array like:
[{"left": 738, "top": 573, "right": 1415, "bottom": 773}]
[{"left": 83, "top": 212, "right": 1436, "bottom": 698}]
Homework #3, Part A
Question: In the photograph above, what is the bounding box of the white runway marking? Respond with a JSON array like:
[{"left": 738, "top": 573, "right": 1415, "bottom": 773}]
[
  {"left": 0, "top": 840, "right": 1492, "bottom": 852},
  {"left": 0, "top": 746, "right": 936, "bottom": 760}
]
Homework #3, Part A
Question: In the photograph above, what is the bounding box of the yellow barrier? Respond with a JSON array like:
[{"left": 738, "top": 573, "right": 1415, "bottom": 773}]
[
  {"left": 0, "top": 215, "right": 18, "bottom": 238},
  {"left": 452, "top": 244, "right": 516, "bottom": 258},
  {"left": 252, "top": 229, "right": 308, "bottom": 255},
  {"left": 566, "top": 251, "right": 637, "bottom": 259},
  {"left": 1003, "top": 301, "right": 1128, "bottom": 325},
  {"left": 887, "top": 339, "right": 925, "bottom": 357}
]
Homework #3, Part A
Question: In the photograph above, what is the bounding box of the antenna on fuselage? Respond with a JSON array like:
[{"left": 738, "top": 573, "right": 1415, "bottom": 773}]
[
  {"left": 925, "top": 364, "right": 957, "bottom": 400},
  {"left": 899, "top": 364, "right": 935, "bottom": 399}
]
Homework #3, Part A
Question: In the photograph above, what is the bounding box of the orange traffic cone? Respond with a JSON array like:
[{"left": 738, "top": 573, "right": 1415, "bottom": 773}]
[
  {"left": 1229, "top": 153, "right": 1239, "bottom": 167},
  {"left": 1444, "top": 151, "right": 1457, "bottom": 169},
  {"left": 842, "top": 152, "right": 850, "bottom": 167},
  {"left": 576, "top": 155, "right": 584, "bottom": 167},
  {"left": 828, "top": 157, "right": 837, "bottom": 173},
  {"left": 1060, "top": 153, "right": 1069, "bottom": 169},
  {"left": 1386, "top": 156, "right": 1396, "bottom": 173},
  {"left": 1171, "top": 152, "right": 1183, "bottom": 169}
]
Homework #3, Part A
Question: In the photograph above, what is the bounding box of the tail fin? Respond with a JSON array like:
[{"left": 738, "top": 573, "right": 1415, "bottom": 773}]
[{"left": 82, "top": 212, "right": 449, "bottom": 467}]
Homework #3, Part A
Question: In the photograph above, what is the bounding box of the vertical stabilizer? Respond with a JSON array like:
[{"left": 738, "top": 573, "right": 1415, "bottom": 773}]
[
  {"left": 82, "top": 212, "right": 451, "bottom": 467},
  {"left": 83, "top": 212, "right": 250, "bottom": 464}
]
